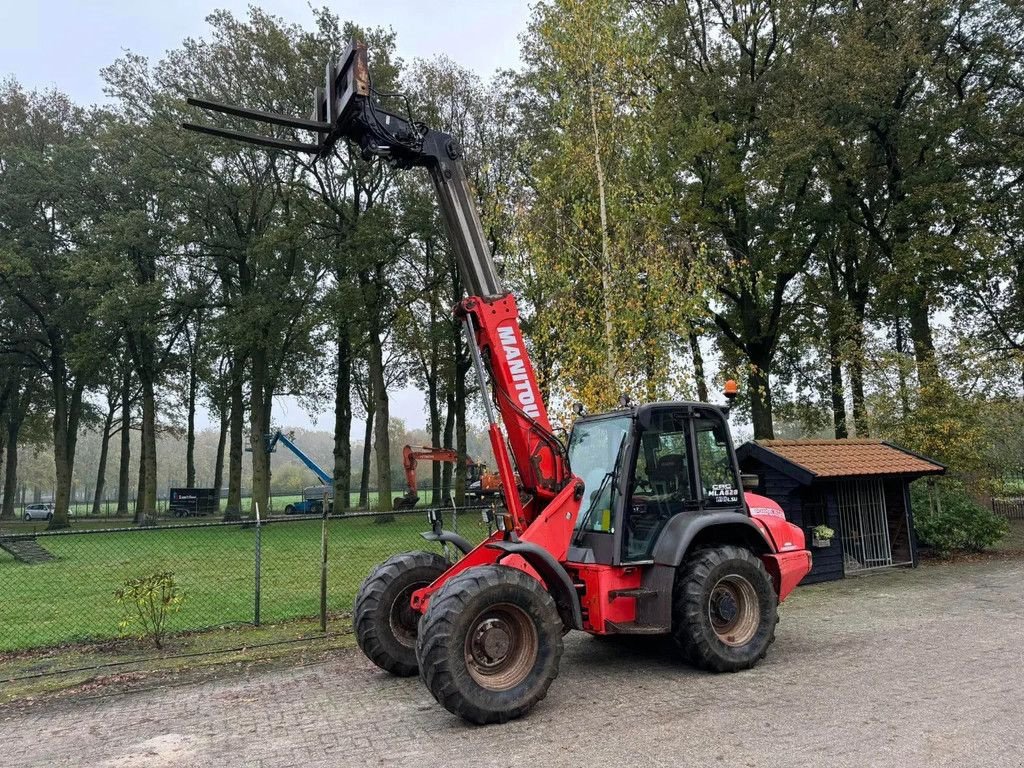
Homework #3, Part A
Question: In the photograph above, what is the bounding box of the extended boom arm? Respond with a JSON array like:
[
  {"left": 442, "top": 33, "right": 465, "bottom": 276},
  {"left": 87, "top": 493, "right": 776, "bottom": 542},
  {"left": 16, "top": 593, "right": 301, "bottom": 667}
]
[
  {"left": 184, "top": 39, "right": 576, "bottom": 539},
  {"left": 266, "top": 431, "right": 331, "bottom": 486}
]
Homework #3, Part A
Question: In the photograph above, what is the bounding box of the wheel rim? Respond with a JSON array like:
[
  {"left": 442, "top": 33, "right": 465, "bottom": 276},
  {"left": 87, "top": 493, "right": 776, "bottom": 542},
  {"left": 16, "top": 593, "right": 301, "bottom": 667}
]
[
  {"left": 708, "top": 574, "right": 760, "bottom": 647},
  {"left": 388, "top": 582, "right": 430, "bottom": 647},
  {"left": 464, "top": 603, "right": 538, "bottom": 691}
]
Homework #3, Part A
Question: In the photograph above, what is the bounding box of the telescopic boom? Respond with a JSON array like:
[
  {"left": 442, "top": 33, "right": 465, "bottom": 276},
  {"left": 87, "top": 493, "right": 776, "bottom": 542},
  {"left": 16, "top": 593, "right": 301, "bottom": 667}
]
[{"left": 183, "top": 40, "right": 575, "bottom": 532}]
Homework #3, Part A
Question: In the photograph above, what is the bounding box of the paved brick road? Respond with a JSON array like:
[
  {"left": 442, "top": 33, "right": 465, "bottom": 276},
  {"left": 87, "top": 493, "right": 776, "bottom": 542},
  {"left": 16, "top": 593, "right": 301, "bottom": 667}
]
[{"left": 3, "top": 558, "right": 1023, "bottom": 768}]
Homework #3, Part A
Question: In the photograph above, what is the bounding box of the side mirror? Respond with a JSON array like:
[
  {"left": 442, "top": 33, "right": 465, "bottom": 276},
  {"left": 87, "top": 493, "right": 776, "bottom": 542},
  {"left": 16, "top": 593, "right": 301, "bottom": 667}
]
[{"left": 741, "top": 473, "right": 759, "bottom": 491}]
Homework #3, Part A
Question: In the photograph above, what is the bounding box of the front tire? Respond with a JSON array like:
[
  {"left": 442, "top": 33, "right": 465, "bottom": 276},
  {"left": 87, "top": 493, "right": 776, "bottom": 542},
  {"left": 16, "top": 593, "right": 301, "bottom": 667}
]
[
  {"left": 354, "top": 550, "right": 449, "bottom": 676},
  {"left": 416, "top": 565, "right": 563, "bottom": 724},
  {"left": 672, "top": 545, "right": 777, "bottom": 672}
]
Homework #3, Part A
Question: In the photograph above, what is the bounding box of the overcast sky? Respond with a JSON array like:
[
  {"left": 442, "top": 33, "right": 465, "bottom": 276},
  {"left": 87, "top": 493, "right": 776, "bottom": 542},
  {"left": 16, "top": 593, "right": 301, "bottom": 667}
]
[{"left": 0, "top": 0, "right": 533, "bottom": 435}]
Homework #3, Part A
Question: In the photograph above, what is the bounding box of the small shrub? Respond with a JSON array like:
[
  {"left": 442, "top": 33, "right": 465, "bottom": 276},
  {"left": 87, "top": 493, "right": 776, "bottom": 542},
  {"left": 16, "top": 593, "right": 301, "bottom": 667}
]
[
  {"left": 812, "top": 525, "right": 835, "bottom": 540},
  {"left": 114, "top": 571, "right": 185, "bottom": 649},
  {"left": 912, "top": 484, "right": 1009, "bottom": 555}
]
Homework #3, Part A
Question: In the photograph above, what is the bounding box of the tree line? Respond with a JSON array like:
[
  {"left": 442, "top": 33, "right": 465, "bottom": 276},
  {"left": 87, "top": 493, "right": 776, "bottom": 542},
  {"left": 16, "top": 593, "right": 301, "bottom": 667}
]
[{"left": 2, "top": 1, "right": 1022, "bottom": 528}]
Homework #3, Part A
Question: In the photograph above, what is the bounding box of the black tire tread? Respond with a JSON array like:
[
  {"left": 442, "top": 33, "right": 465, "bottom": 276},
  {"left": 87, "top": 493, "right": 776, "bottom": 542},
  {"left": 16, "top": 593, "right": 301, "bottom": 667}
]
[
  {"left": 416, "top": 565, "right": 563, "bottom": 724},
  {"left": 673, "top": 544, "right": 777, "bottom": 673},
  {"left": 354, "top": 550, "right": 449, "bottom": 677}
]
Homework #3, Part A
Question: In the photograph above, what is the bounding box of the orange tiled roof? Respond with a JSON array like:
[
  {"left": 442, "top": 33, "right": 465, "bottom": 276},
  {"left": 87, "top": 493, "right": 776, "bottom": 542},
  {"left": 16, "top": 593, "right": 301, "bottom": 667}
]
[{"left": 756, "top": 439, "right": 945, "bottom": 479}]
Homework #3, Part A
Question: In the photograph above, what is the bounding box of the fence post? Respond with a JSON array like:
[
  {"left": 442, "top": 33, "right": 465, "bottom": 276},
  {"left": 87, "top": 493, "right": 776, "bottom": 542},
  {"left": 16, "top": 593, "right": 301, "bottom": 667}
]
[
  {"left": 320, "top": 490, "right": 329, "bottom": 633},
  {"left": 254, "top": 502, "right": 262, "bottom": 627}
]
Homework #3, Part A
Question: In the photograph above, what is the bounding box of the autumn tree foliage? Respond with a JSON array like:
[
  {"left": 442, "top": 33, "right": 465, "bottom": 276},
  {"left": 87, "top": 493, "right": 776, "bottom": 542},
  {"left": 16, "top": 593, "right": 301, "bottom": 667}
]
[{"left": 2, "top": 0, "right": 1023, "bottom": 525}]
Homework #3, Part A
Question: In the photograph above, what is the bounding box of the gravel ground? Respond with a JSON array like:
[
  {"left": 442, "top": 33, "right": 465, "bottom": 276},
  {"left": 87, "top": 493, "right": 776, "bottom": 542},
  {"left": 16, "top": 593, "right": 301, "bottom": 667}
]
[{"left": 2, "top": 557, "right": 1023, "bottom": 768}]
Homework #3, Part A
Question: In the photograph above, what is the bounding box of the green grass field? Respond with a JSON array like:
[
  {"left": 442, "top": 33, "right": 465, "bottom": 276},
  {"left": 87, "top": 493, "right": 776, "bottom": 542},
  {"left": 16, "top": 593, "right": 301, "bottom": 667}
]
[{"left": 0, "top": 511, "right": 491, "bottom": 652}]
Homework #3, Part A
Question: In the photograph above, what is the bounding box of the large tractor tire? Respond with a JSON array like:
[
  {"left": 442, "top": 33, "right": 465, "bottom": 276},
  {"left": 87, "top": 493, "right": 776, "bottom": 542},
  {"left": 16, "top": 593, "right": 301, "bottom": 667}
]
[
  {"left": 672, "top": 545, "right": 778, "bottom": 673},
  {"left": 416, "top": 565, "right": 563, "bottom": 725},
  {"left": 354, "top": 550, "right": 449, "bottom": 676}
]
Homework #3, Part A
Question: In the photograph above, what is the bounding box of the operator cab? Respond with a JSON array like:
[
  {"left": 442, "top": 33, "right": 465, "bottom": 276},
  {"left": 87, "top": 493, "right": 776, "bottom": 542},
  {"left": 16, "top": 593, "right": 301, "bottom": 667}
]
[{"left": 566, "top": 402, "right": 743, "bottom": 566}]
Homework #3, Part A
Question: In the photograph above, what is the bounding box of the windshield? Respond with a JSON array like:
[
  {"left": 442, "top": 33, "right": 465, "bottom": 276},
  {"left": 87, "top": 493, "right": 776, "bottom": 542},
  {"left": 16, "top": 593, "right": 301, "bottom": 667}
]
[{"left": 567, "top": 415, "right": 631, "bottom": 532}]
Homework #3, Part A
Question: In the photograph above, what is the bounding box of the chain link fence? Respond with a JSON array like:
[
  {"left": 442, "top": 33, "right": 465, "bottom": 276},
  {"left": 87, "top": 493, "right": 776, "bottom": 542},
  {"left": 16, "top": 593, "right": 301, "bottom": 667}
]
[
  {"left": 10, "top": 487, "right": 409, "bottom": 523},
  {"left": 0, "top": 506, "right": 496, "bottom": 654}
]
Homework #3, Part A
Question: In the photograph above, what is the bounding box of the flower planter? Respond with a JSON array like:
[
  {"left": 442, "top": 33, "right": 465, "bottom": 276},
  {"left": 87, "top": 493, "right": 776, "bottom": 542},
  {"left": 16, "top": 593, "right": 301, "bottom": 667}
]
[{"left": 811, "top": 537, "right": 833, "bottom": 549}]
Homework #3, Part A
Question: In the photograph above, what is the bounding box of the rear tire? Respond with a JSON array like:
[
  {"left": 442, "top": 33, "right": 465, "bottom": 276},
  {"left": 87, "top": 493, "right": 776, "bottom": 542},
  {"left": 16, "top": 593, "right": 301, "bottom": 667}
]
[
  {"left": 416, "top": 565, "right": 563, "bottom": 724},
  {"left": 354, "top": 550, "right": 449, "bottom": 676},
  {"left": 672, "top": 545, "right": 777, "bottom": 672},
  {"left": 284, "top": 504, "right": 295, "bottom": 515}
]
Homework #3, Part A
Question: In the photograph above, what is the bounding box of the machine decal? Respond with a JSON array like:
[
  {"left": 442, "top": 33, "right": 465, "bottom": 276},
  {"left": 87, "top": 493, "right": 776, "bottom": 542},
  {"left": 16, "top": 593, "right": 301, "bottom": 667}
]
[
  {"left": 498, "top": 324, "right": 541, "bottom": 418},
  {"left": 710, "top": 484, "right": 739, "bottom": 503}
]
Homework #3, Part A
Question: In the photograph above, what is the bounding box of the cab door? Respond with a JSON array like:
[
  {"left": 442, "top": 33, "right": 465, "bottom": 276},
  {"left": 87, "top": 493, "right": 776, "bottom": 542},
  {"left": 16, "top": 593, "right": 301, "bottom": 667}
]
[
  {"left": 620, "top": 407, "right": 699, "bottom": 563},
  {"left": 690, "top": 409, "right": 743, "bottom": 514}
]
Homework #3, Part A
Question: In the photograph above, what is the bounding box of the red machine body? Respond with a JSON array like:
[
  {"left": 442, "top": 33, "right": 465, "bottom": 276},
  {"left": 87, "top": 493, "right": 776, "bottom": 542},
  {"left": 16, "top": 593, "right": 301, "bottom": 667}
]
[{"left": 184, "top": 40, "right": 814, "bottom": 724}]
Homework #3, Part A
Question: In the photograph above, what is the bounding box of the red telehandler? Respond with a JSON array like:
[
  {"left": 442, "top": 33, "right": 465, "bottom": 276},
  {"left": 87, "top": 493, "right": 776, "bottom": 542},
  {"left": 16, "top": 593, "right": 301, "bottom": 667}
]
[
  {"left": 393, "top": 444, "right": 502, "bottom": 509},
  {"left": 184, "top": 40, "right": 812, "bottom": 725}
]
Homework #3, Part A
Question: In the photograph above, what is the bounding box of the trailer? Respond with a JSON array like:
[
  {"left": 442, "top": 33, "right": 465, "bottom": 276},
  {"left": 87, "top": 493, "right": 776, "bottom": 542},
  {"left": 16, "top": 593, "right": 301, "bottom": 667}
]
[{"left": 168, "top": 488, "right": 219, "bottom": 517}]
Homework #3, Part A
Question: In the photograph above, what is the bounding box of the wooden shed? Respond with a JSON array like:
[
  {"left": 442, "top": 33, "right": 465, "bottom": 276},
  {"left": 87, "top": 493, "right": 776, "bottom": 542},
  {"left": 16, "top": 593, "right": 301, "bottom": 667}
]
[{"left": 737, "top": 439, "right": 945, "bottom": 584}]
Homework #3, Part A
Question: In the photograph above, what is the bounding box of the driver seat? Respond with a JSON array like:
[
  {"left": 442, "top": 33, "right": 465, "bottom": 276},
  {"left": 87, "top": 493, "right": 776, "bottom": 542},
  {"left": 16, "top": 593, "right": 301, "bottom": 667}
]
[{"left": 648, "top": 453, "right": 689, "bottom": 497}]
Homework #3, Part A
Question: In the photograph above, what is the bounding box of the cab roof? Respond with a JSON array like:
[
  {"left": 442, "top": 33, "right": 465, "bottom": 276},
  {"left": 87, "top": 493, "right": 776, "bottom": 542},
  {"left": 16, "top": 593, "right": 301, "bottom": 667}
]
[{"left": 573, "top": 400, "right": 730, "bottom": 425}]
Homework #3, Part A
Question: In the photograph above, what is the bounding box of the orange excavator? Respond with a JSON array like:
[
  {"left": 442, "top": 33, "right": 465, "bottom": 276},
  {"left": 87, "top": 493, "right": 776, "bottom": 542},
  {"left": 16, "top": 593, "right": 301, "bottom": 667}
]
[{"left": 393, "top": 445, "right": 501, "bottom": 509}]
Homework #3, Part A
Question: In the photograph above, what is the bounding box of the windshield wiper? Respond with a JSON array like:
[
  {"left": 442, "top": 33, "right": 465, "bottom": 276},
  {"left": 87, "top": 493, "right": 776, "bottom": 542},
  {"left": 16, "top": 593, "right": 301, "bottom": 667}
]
[
  {"left": 573, "top": 434, "right": 627, "bottom": 543},
  {"left": 573, "top": 470, "right": 613, "bottom": 544}
]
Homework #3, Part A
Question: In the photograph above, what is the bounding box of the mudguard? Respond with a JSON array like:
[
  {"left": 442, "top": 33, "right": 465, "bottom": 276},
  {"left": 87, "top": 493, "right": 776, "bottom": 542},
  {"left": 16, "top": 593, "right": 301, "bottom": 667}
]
[
  {"left": 650, "top": 511, "right": 774, "bottom": 567},
  {"left": 420, "top": 530, "right": 474, "bottom": 555},
  {"left": 486, "top": 539, "right": 583, "bottom": 630}
]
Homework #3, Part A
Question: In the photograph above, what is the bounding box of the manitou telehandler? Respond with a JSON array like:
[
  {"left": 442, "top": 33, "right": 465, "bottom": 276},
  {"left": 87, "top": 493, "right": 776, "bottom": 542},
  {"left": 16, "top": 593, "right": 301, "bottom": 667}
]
[
  {"left": 393, "top": 444, "right": 502, "bottom": 509},
  {"left": 185, "top": 40, "right": 812, "bottom": 725}
]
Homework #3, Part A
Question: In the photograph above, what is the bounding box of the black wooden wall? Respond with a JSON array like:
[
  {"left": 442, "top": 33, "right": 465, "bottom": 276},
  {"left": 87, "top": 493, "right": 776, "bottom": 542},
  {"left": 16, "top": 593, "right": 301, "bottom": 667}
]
[{"left": 741, "top": 458, "right": 845, "bottom": 584}]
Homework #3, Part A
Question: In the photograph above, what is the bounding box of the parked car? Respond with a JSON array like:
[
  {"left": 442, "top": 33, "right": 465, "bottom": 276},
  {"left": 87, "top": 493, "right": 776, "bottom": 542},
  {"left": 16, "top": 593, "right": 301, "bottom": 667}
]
[{"left": 23, "top": 503, "right": 54, "bottom": 521}]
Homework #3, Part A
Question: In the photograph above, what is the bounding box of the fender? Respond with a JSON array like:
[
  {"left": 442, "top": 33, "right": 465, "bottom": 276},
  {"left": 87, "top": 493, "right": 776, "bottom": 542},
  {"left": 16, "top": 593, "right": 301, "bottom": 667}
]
[
  {"left": 486, "top": 540, "right": 583, "bottom": 631},
  {"left": 651, "top": 511, "right": 773, "bottom": 567},
  {"left": 420, "top": 530, "right": 474, "bottom": 555}
]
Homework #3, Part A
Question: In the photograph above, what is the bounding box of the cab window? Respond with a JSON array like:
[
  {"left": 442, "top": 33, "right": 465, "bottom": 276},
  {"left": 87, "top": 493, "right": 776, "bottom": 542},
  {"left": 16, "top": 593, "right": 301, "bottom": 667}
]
[
  {"left": 694, "top": 416, "right": 740, "bottom": 506},
  {"left": 623, "top": 410, "right": 694, "bottom": 561},
  {"left": 567, "top": 415, "right": 630, "bottom": 533}
]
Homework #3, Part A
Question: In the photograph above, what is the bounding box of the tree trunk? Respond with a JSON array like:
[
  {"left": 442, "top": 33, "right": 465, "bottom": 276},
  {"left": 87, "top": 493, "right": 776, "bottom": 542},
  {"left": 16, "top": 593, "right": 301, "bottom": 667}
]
[
  {"left": 1, "top": 379, "right": 32, "bottom": 521},
  {"left": 1, "top": 419, "right": 18, "bottom": 521},
  {"left": 139, "top": 373, "right": 158, "bottom": 521},
  {"left": 359, "top": 404, "right": 374, "bottom": 508},
  {"left": 225, "top": 367, "right": 244, "bottom": 521},
  {"left": 186, "top": 352, "right": 198, "bottom": 488},
  {"left": 333, "top": 325, "right": 352, "bottom": 511},
  {"left": 906, "top": 287, "right": 938, "bottom": 385},
  {"left": 589, "top": 69, "right": 616, "bottom": 389},
  {"left": 367, "top": 329, "right": 391, "bottom": 511},
  {"left": 116, "top": 365, "right": 132, "bottom": 515},
  {"left": 91, "top": 405, "right": 115, "bottom": 517},
  {"left": 0, "top": 432, "right": 6, "bottom": 519},
  {"left": 689, "top": 331, "right": 709, "bottom": 402},
  {"left": 828, "top": 327, "right": 848, "bottom": 439},
  {"left": 428, "top": 374, "right": 441, "bottom": 506},
  {"left": 455, "top": 362, "right": 468, "bottom": 506},
  {"left": 48, "top": 347, "right": 84, "bottom": 530},
  {"left": 249, "top": 346, "right": 272, "bottom": 518},
  {"left": 747, "top": 345, "right": 775, "bottom": 440},
  {"left": 213, "top": 404, "right": 229, "bottom": 508},
  {"left": 134, "top": 439, "right": 146, "bottom": 523},
  {"left": 894, "top": 316, "right": 912, "bottom": 417},
  {"left": 441, "top": 384, "right": 455, "bottom": 503},
  {"left": 848, "top": 325, "right": 868, "bottom": 436}
]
